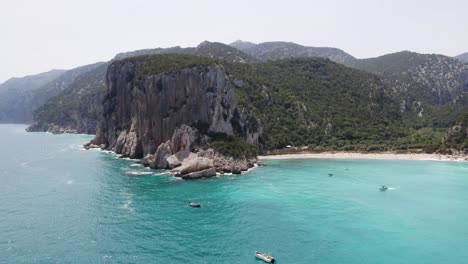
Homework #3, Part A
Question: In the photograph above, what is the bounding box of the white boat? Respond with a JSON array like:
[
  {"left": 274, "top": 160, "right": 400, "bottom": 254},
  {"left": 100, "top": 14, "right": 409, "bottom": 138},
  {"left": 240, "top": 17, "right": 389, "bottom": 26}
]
[
  {"left": 188, "top": 202, "right": 201, "bottom": 207},
  {"left": 380, "top": 185, "right": 388, "bottom": 191},
  {"left": 255, "top": 251, "right": 275, "bottom": 263}
]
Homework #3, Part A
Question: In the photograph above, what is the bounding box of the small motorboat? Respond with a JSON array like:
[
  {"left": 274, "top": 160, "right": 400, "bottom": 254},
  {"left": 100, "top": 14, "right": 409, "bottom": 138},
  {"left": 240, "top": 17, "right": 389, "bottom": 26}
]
[
  {"left": 379, "top": 185, "right": 388, "bottom": 191},
  {"left": 188, "top": 202, "right": 201, "bottom": 207},
  {"left": 255, "top": 251, "right": 275, "bottom": 263},
  {"left": 328, "top": 173, "right": 333, "bottom": 177}
]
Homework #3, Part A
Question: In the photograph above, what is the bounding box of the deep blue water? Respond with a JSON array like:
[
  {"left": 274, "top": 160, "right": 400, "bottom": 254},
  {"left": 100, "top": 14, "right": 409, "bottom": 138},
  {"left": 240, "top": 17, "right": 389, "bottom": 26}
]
[{"left": 1, "top": 124, "right": 468, "bottom": 264}]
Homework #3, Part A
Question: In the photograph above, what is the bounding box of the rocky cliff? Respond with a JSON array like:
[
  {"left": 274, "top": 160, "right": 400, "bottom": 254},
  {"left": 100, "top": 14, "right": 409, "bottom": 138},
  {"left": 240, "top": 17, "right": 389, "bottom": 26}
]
[{"left": 92, "top": 54, "right": 262, "bottom": 161}]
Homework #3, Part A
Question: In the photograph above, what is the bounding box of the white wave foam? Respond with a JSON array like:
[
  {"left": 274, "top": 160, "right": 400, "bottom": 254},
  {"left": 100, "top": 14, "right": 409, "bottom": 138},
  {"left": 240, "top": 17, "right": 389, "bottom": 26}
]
[
  {"left": 66, "top": 180, "right": 74, "bottom": 185},
  {"left": 130, "top": 164, "right": 143, "bottom": 167},
  {"left": 126, "top": 171, "right": 153, "bottom": 176}
]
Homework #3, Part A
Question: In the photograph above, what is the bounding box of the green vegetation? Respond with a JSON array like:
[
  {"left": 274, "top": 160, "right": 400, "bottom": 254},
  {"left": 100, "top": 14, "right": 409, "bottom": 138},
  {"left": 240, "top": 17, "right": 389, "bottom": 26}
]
[
  {"left": 223, "top": 56, "right": 468, "bottom": 152},
  {"left": 349, "top": 51, "right": 428, "bottom": 76},
  {"left": 127, "top": 54, "right": 220, "bottom": 80},
  {"left": 30, "top": 63, "right": 108, "bottom": 133},
  {"left": 209, "top": 133, "right": 259, "bottom": 158},
  {"left": 442, "top": 112, "right": 468, "bottom": 151},
  {"left": 30, "top": 50, "right": 468, "bottom": 154},
  {"left": 225, "top": 58, "right": 408, "bottom": 150}
]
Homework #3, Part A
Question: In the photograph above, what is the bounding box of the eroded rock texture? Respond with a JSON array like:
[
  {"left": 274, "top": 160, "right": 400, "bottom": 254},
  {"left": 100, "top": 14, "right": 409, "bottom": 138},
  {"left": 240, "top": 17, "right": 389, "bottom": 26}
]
[{"left": 94, "top": 60, "right": 262, "bottom": 159}]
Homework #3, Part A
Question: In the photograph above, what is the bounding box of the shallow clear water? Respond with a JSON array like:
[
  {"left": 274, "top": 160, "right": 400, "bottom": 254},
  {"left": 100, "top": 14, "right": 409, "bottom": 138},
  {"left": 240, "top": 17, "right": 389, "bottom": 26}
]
[{"left": 1, "top": 124, "right": 468, "bottom": 264}]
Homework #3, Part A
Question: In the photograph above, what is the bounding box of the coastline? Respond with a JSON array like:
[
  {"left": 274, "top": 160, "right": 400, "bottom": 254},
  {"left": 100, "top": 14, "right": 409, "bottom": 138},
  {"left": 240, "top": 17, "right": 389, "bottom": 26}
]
[{"left": 258, "top": 152, "right": 468, "bottom": 162}]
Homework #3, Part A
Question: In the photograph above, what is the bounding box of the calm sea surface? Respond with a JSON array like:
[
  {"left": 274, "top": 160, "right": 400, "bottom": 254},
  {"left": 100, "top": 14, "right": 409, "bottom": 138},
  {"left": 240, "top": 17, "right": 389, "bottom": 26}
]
[{"left": 1, "top": 124, "right": 468, "bottom": 264}]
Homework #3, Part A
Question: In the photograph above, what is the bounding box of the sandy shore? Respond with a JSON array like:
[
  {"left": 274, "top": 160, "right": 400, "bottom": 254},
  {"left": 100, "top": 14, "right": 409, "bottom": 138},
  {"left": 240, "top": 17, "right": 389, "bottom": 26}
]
[{"left": 259, "top": 152, "right": 468, "bottom": 162}]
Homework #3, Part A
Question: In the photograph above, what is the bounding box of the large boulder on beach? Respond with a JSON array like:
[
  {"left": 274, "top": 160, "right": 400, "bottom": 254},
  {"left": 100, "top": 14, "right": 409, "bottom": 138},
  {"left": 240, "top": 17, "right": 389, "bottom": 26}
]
[
  {"left": 180, "top": 167, "right": 217, "bottom": 179},
  {"left": 166, "top": 151, "right": 197, "bottom": 169},
  {"left": 172, "top": 156, "right": 214, "bottom": 175}
]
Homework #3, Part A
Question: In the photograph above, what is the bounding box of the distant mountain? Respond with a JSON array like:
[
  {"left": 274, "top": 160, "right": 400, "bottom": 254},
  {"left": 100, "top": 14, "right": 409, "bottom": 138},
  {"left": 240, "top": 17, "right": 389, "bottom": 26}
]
[
  {"left": 0, "top": 70, "right": 65, "bottom": 92},
  {"left": 0, "top": 70, "right": 65, "bottom": 123},
  {"left": 191, "top": 41, "right": 259, "bottom": 63},
  {"left": 345, "top": 51, "right": 468, "bottom": 130},
  {"left": 229, "top": 40, "right": 257, "bottom": 51},
  {"left": 455, "top": 52, "right": 468, "bottom": 63},
  {"left": 115, "top": 41, "right": 258, "bottom": 63},
  {"left": 0, "top": 63, "right": 104, "bottom": 124},
  {"left": 229, "top": 41, "right": 356, "bottom": 65},
  {"left": 29, "top": 63, "right": 108, "bottom": 134},
  {"left": 348, "top": 51, "right": 468, "bottom": 104}
]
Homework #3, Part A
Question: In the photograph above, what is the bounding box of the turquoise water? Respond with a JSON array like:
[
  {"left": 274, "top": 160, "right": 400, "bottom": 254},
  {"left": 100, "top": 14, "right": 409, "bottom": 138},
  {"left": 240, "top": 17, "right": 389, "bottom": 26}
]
[{"left": 1, "top": 124, "right": 468, "bottom": 264}]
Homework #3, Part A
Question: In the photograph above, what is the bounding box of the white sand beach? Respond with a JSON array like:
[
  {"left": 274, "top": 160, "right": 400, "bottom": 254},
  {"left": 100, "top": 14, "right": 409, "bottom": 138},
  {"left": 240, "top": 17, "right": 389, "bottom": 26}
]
[{"left": 259, "top": 152, "right": 468, "bottom": 162}]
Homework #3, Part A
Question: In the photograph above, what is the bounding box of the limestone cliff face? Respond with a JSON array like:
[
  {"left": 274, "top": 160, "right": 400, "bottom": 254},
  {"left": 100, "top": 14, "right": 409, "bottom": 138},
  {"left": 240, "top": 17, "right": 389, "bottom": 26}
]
[{"left": 94, "top": 59, "right": 262, "bottom": 158}]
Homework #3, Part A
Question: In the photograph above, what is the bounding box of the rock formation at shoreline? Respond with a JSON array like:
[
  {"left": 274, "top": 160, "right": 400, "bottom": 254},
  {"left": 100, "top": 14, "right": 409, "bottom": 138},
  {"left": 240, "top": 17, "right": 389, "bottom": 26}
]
[{"left": 89, "top": 54, "right": 263, "bottom": 177}]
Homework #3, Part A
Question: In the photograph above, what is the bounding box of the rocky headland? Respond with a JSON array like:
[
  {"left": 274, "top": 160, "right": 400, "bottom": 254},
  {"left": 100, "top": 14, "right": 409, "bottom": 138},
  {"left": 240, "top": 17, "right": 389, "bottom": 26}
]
[{"left": 85, "top": 54, "right": 264, "bottom": 179}]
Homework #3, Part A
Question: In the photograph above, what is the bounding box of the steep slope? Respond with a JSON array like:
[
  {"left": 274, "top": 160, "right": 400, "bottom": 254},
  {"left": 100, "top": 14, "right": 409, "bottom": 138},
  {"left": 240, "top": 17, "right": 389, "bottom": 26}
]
[
  {"left": 455, "top": 52, "right": 468, "bottom": 63},
  {"left": 0, "top": 62, "right": 104, "bottom": 124},
  {"left": 28, "top": 63, "right": 108, "bottom": 134},
  {"left": 0, "top": 70, "right": 65, "bottom": 92},
  {"left": 346, "top": 51, "right": 468, "bottom": 129},
  {"left": 230, "top": 41, "right": 356, "bottom": 65},
  {"left": 225, "top": 58, "right": 405, "bottom": 150},
  {"left": 0, "top": 70, "right": 65, "bottom": 123}
]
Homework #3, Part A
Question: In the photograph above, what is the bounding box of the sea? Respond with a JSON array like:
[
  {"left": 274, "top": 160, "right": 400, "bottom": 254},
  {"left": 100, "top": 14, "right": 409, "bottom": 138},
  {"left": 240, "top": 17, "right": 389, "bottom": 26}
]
[{"left": 1, "top": 124, "right": 468, "bottom": 264}]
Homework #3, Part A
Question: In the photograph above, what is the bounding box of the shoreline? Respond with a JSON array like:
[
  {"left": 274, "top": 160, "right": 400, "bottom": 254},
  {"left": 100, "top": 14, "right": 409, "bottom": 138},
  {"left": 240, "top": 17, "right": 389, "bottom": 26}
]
[{"left": 258, "top": 152, "right": 468, "bottom": 162}]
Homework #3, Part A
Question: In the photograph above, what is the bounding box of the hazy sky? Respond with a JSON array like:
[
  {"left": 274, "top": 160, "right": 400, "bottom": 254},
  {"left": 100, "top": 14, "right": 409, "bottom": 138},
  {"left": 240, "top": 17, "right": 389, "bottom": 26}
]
[{"left": 1, "top": 0, "right": 467, "bottom": 83}]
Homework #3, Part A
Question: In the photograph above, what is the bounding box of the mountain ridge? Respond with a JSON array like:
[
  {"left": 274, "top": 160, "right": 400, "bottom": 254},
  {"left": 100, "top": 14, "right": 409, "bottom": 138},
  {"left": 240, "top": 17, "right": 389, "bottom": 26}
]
[
  {"left": 2, "top": 40, "right": 464, "bottom": 153},
  {"left": 455, "top": 52, "right": 468, "bottom": 63},
  {"left": 230, "top": 40, "right": 356, "bottom": 65}
]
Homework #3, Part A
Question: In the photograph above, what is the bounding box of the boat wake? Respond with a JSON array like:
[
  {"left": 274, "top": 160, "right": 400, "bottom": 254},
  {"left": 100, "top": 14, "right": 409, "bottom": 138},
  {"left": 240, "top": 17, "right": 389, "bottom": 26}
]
[{"left": 121, "top": 193, "right": 134, "bottom": 211}]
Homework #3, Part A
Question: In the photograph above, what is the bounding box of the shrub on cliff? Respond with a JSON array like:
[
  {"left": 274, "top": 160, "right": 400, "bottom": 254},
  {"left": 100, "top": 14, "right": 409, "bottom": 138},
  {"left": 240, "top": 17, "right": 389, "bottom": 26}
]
[{"left": 128, "top": 54, "right": 219, "bottom": 80}]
